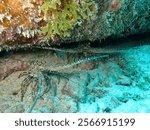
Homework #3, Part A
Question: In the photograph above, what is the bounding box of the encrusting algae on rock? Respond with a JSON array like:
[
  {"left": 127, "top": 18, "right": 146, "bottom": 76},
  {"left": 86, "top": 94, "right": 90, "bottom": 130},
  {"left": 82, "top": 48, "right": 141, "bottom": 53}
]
[
  {"left": 0, "top": 0, "right": 97, "bottom": 44},
  {"left": 0, "top": 0, "right": 43, "bottom": 35},
  {"left": 39, "top": 0, "right": 96, "bottom": 39}
]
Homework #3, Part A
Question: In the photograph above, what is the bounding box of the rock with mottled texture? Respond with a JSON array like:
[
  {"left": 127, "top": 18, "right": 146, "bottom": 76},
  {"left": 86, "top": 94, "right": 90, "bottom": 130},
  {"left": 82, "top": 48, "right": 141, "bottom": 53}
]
[{"left": 0, "top": 0, "right": 149, "bottom": 52}]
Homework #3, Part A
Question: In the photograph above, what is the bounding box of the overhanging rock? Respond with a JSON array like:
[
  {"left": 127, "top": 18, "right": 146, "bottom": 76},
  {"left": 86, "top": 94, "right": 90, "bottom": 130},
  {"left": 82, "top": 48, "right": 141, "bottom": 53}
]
[{"left": 0, "top": 0, "right": 150, "bottom": 52}]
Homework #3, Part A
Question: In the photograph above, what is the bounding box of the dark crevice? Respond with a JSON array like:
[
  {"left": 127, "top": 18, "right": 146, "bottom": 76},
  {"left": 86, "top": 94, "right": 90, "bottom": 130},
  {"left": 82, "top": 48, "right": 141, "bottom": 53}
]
[
  {"left": 50, "top": 32, "right": 150, "bottom": 50},
  {"left": 0, "top": 32, "right": 150, "bottom": 57},
  {"left": 90, "top": 32, "right": 150, "bottom": 49}
]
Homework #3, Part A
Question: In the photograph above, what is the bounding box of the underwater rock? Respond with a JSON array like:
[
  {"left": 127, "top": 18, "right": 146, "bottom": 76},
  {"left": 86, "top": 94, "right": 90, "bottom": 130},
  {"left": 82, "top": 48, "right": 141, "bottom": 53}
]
[
  {"left": 53, "top": 96, "right": 77, "bottom": 113},
  {"left": 0, "top": 103, "right": 10, "bottom": 113},
  {"left": 0, "top": 59, "right": 30, "bottom": 81},
  {"left": 116, "top": 75, "right": 132, "bottom": 86},
  {"left": 0, "top": 0, "right": 149, "bottom": 51},
  {"left": 33, "top": 105, "right": 53, "bottom": 113},
  {"left": 10, "top": 104, "right": 25, "bottom": 113}
]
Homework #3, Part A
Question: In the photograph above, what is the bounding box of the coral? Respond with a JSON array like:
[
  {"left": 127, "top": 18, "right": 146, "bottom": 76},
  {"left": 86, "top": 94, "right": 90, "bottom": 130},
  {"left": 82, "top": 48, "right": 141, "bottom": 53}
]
[{"left": 39, "top": 0, "right": 95, "bottom": 39}]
